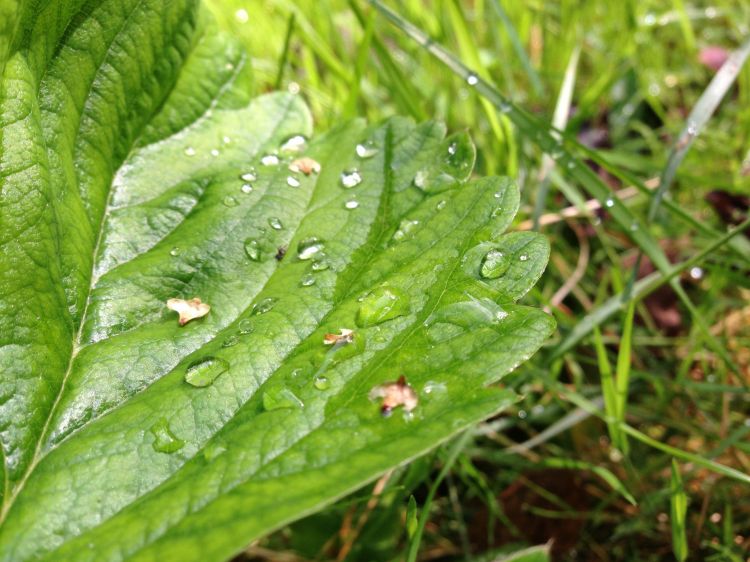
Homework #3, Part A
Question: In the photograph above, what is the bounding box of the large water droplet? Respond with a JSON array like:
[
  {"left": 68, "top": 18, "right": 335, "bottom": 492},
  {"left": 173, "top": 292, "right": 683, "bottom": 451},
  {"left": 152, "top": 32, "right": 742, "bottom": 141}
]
[
  {"left": 184, "top": 357, "right": 230, "bottom": 387},
  {"left": 356, "top": 286, "right": 410, "bottom": 327},
  {"left": 244, "top": 238, "right": 261, "bottom": 261},
  {"left": 480, "top": 249, "right": 511, "bottom": 279},
  {"left": 222, "top": 335, "right": 239, "bottom": 348},
  {"left": 252, "top": 297, "right": 277, "bottom": 315},
  {"left": 238, "top": 318, "right": 253, "bottom": 335},
  {"left": 297, "top": 237, "right": 324, "bottom": 260},
  {"left": 355, "top": 140, "right": 379, "bottom": 159},
  {"left": 223, "top": 195, "right": 239, "bottom": 207},
  {"left": 150, "top": 418, "right": 185, "bottom": 453},
  {"left": 280, "top": 134, "right": 307, "bottom": 153},
  {"left": 268, "top": 217, "right": 283, "bottom": 230},
  {"left": 314, "top": 375, "right": 330, "bottom": 390},
  {"left": 240, "top": 169, "right": 257, "bottom": 182},
  {"left": 263, "top": 388, "right": 304, "bottom": 410},
  {"left": 261, "top": 154, "right": 280, "bottom": 166},
  {"left": 287, "top": 176, "right": 301, "bottom": 188},
  {"left": 169, "top": 247, "right": 181, "bottom": 257},
  {"left": 466, "top": 72, "right": 479, "bottom": 86},
  {"left": 340, "top": 169, "right": 362, "bottom": 188},
  {"left": 519, "top": 254, "right": 529, "bottom": 262},
  {"left": 425, "top": 297, "right": 508, "bottom": 343}
]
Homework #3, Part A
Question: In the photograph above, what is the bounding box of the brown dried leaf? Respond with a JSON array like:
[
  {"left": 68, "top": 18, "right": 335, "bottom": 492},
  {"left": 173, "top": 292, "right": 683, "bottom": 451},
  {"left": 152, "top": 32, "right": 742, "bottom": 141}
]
[
  {"left": 289, "top": 157, "right": 321, "bottom": 175},
  {"left": 368, "top": 375, "right": 418, "bottom": 416},
  {"left": 166, "top": 297, "right": 210, "bottom": 326}
]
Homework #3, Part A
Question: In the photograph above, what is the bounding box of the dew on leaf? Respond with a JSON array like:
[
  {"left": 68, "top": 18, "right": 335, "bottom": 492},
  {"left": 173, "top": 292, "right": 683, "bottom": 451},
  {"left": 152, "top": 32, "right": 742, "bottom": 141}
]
[
  {"left": 222, "top": 335, "right": 240, "bottom": 348},
  {"left": 238, "top": 318, "right": 253, "bottom": 335},
  {"left": 280, "top": 134, "right": 307, "bottom": 153},
  {"left": 240, "top": 183, "right": 253, "bottom": 194},
  {"left": 466, "top": 72, "right": 479, "bottom": 86},
  {"left": 240, "top": 170, "right": 257, "bottom": 182},
  {"left": 519, "top": 254, "right": 529, "bottom": 262},
  {"left": 313, "top": 375, "right": 330, "bottom": 390},
  {"left": 355, "top": 140, "right": 378, "bottom": 159},
  {"left": 311, "top": 258, "right": 329, "bottom": 272},
  {"left": 184, "top": 147, "right": 196, "bottom": 157},
  {"left": 251, "top": 297, "right": 277, "bottom": 315},
  {"left": 203, "top": 442, "right": 227, "bottom": 461},
  {"left": 436, "top": 200, "right": 447, "bottom": 211},
  {"left": 480, "top": 249, "right": 511, "bottom": 279},
  {"left": 166, "top": 297, "right": 210, "bottom": 326},
  {"left": 263, "top": 388, "right": 304, "bottom": 411},
  {"left": 169, "top": 247, "right": 181, "bottom": 257},
  {"left": 300, "top": 274, "right": 316, "bottom": 287},
  {"left": 286, "top": 176, "right": 301, "bottom": 188},
  {"left": 392, "top": 219, "right": 420, "bottom": 242},
  {"left": 340, "top": 169, "right": 362, "bottom": 188},
  {"left": 150, "top": 418, "right": 185, "bottom": 453},
  {"left": 356, "top": 286, "right": 410, "bottom": 327},
  {"left": 210, "top": 149, "right": 220, "bottom": 157},
  {"left": 268, "top": 217, "right": 283, "bottom": 230},
  {"left": 261, "top": 154, "right": 280, "bottom": 166},
  {"left": 604, "top": 197, "right": 615, "bottom": 208},
  {"left": 244, "top": 238, "right": 261, "bottom": 261},
  {"left": 297, "top": 237, "right": 324, "bottom": 260},
  {"left": 184, "top": 357, "right": 229, "bottom": 387},
  {"left": 345, "top": 199, "right": 359, "bottom": 210},
  {"left": 223, "top": 195, "right": 239, "bottom": 207},
  {"left": 222, "top": 136, "right": 232, "bottom": 144}
]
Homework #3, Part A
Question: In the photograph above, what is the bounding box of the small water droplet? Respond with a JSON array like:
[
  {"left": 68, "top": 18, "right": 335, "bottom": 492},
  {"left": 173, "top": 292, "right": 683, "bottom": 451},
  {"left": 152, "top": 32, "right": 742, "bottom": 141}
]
[
  {"left": 689, "top": 266, "right": 704, "bottom": 280},
  {"left": 340, "top": 169, "right": 362, "bottom": 188},
  {"left": 223, "top": 136, "right": 232, "bottom": 144},
  {"left": 268, "top": 217, "right": 283, "bottom": 230},
  {"left": 630, "top": 221, "right": 640, "bottom": 232},
  {"left": 436, "top": 200, "right": 447, "bottom": 211},
  {"left": 345, "top": 199, "right": 359, "bottom": 209},
  {"left": 210, "top": 149, "right": 220, "bottom": 157},
  {"left": 240, "top": 170, "right": 257, "bottom": 182},
  {"left": 604, "top": 198, "right": 615, "bottom": 208},
  {"left": 566, "top": 160, "right": 575, "bottom": 169},
  {"left": 203, "top": 442, "right": 227, "bottom": 461},
  {"left": 244, "top": 238, "right": 261, "bottom": 261},
  {"left": 356, "top": 286, "right": 410, "bottom": 327},
  {"left": 297, "top": 237, "right": 324, "bottom": 260},
  {"left": 519, "top": 254, "right": 529, "bottom": 262},
  {"left": 300, "top": 274, "right": 316, "bottom": 287},
  {"left": 686, "top": 122, "right": 698, "bottom": 136},
  {"left": 184, "top": 147, "right": 196, "bottom": 157},
  {"left": 480, "top": 249, "right": 511, "bottom": 279},
  {"left": 280, "top": 134, "right": 307, "bottom": 153},
  {"left": 314, "top": 375, "right": 330, "bottom": 390},
  {"left": 355, "top": 140, "right": 379, "bottom": 159},
  {"left": 238, "top": 319, "right": 253, "bottom": 335},
  {"left": 423, "top": 381, "right": 446, "bottom": 395},
  {"left": 466, "top": 72, "right": 479, "bottom": 86},
  {"left": 223, "top": 195, "right": 239, "bottom": 207},
  {"left": 261, "top": 154, "right": 280, "bottom": 166},
  {"left": 311, "top": 258, "right": 329, "bottom": 272},
  {"left": 251, "top": 297, "right": 277, "bottom": 315},
  {"left": 150, "top": 418, "right": 185, "bottom": 453},
  {"left": 499, "top": 100, "right": 511, "bottom": 113},
  {"left": 184, "top": 357, "right": 230, "bottom": 387},
  {"left": 263, "top": 388, "right": 304, "bottom": 410},
  {"left": 392, "top": 219, "right": 420, "bottom": 242},
  {"left": 241, "top": 183, "right": 253, "bottom": 194},
  {"left": 518, "top": 409, "right": 527, "bottom": 419},
  {"left": 169, "top": 247, "right": 181, "bottom": 257},
  {"left": 287, "top": 175, "right": 301, "bottom": 188},
  {"left": 222, "top": 335, "right": 240, "bottom": 348}
]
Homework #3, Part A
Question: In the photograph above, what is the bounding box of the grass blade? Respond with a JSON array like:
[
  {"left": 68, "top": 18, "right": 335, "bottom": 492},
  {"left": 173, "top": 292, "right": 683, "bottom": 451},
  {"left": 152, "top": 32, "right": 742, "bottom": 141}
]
[{"left": 670, "top": 460, "right": 688, "bottom": 562}]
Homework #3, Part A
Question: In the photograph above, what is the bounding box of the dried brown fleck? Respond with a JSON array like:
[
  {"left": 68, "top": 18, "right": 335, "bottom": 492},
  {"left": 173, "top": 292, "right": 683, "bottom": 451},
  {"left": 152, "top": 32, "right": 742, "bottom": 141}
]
[
  {"left": 369, "top": 375, "right": 418, "bottom": 417},
  {"left": 166, "top": 297, "right": 210, "bottom": 326},
  {"left": 289, "top": 157, "right": 321, "bottom": 175},
  {"left": 323, "top": 328, "right": 354, "bottom": 346},
  {"left": 275, "top": 246, "right": 287, "bottom": 261}
]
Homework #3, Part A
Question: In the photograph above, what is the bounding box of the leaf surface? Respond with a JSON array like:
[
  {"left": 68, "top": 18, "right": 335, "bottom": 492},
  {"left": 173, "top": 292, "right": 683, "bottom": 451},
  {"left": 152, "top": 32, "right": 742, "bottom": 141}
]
[{"left": 0, "top": 3, "right": 554, "bottom": 560}]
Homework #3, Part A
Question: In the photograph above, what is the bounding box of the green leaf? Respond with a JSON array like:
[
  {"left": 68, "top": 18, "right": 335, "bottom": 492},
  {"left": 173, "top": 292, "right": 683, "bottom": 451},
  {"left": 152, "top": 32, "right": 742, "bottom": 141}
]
[{"left": 0, "top": 3, "right": 553, "bottom": 561}]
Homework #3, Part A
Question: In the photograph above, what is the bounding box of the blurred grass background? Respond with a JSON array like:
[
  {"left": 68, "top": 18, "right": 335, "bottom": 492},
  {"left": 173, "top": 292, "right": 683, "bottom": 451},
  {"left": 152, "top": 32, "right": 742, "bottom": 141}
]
[{"left": 205, "top": 1, "right": 750, "bottom": 560}]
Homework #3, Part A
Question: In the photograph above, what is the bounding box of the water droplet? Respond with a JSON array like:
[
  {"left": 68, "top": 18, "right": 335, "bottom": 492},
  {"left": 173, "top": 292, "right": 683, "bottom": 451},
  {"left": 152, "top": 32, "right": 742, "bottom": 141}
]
[
  {"left": 340, "top": 169, "right": 362, "bottom": 188},
  {"left": 261, "top": 154, "right": 280, "bottom": 166},
  {"left": 686, "top": 122, "right": 698, "bottom": 136},
  {"left": 466, "top": 72, "right": 479, "bottom": 86},
  {"left": 223, "top": 136, "right": 232, "bottom": 144},
  {"left": 222, "top": 335, "right": 240, "bottom": 348},
  {"left": 203, "top": 442, "right": 227, "bottom": 461},
  {"left": 280, "top": 134, "right": 307, "bottom": 153},
  {"left": 355, "top": 140, "right": 379, "bottom": 159},
  {"left": 604, "top": 198, "right": 615, "bottom": 208},
  {"left": 241, "top": 183, "right": 253, "bottom": 194},
  {"left": 251, "top": 297, "right": 277, "bottom": 316},
  {"left": 297, "top": 237, "right": 324, "bottom": 260},
  {"left": 244, "top": 238, "right": 261, "bottom": 261},
  {"left": 392, "top": 219, "right": 420, "bottom": 242},
  {"left": 518, "top": 409, "right": 527, "bottom": 419},
  {"left": 240, "top": 170, "right": 257, "bottom": 182},
  {"left": 494, "top": 192, "right": 503, "bottom": 198},
  {"left": 413, "top": 169, "right": 429, "bottom": 189},
  {"left": 423, "top": 381, "right": 446, "bottom": 395},
  {"left": 184, "top": 357, "right": 230, "bottom": 387},
  {"left": 436, "top": 200, "right": 447, "bottom": 211},
  {"left": 311, "top": 258, "right": 329, "bottom": 272},
  {"left": 630, "top": 221, "right": 640, "bottom": 232},
  {"left": 210, "top": 149, "right": 220, "bottom": 157},
  {"left": 184, "top": 147, "right": 196, "bottom": 157},
  {"left": 314, "top": 375, "right": 330, "bottom": 390},
  {"left": 169, "top": 247, "right": 181, "bottom": 257},
  {"left": 519, "top": 254, "right": 529, "bottom": 262},
  {"left": 287, "top": 176, "right": 301, "bottom": 188},
  {"left": 480, "top": 249, "right": 511, "bottom": 279},
  {"left": 356, "top": 286, "right": 410, "bottom": 327},
  {"left": 268, "top": 217, "right": 283, "bottom": 230},
  {"left": 499, "top": 100, "right": 512, "bottom": 113},
  {"left": 345, "top": 199, "right": 359, "bottom": 210},
  {"left": 223, "top": 195, "right": 239, "bottom": 207},
  {"left": 150, "top": 418, "right": 185, "bottom": 453},
  {"left": 689, "top": 266, "right": 704, "bottom": 280},
  {"left": 263, "top": 388, "right": 304, "bottom": 410},
  {"left": 300, "top": 274, "right": 316, "bottom": 287},
  {"left": 238, "top": 318, "right": 253, "bottom": 335}
]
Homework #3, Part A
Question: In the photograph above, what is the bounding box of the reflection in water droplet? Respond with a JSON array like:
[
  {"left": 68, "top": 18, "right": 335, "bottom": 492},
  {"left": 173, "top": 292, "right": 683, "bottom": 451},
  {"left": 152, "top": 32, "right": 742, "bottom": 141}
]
[
  {"left": 280, "top": 134, "right": 307, "bottom": 153},
  {"left": 263, "top": 388, "right": 304, "bottom": 410},
  {"left": 261, "top": 154, "right": 280, "bottom": 166},
  {"left": 184, "top": 357, "right": 230, "bottom": 387},
  {"left": 223, "top": 195, "right": 239, "bottom": 207},
  {"left": 392, "top": 219, "right": 420, "bottom": 242},
  {"left": 240, "top": 170, "right": 257, "bottom": 182},
  {"left": 238, "top": 319, "right": 253, "bottom": 335},
  {"left": 519, "top": 254, "right": 529, "bottom": 262},
  {"left": 356, "top": 140, "right": 379, "bottom": 159},
  {"left": 150, "top": 418, "right": 185, "bottom": 453},
  {"left": 241, "top": 183, "right": 253, "bottom": 194},
  {"left": 340, "top": 169, "right": 362, "bottom": 188},
  {"left": 480, "top": 249, "right": 511, "bottom": 279},
  {"left": 297, "top": 237, "right": 324, "bottom": 260},
  {"left": 287, "top": 176, "right": 301, "bottom": 188},
  {"left": 345, "top": 199, "right": 359, "bottom": 209},
  {"left": 268, "top": 217, "right": 283, "bottom": 230},
  {"left": 300, "top": 274, "right": 316, "bottom": 287},
  {"left": 184, "top": 147, "right": 196, "bottom": 157},
  {"left": 222, "top": 335, "right": 240, "bottom": 348},
  {"left": 314, "top": 375, "right": 330, "bottom": 390},
  {"left": 244, "top": 238, "right": 261, "bottom": 261},
  {"left": 356, "top": 286, "right": 410, "bottom": 327},
  {"left": 252, "top": 297, "right": 277, "bottom": 315},
  {"left": 466, "top": 72, "right": 479, "bottom": 86},
  {"left": 169, "top": 247, "right": 181, "bottom": 257}
]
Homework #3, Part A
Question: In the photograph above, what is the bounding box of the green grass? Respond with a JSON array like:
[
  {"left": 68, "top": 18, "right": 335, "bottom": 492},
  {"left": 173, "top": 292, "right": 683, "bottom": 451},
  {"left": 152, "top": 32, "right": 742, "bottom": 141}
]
[{"left": 207, "top": 1, "right": 750, "bottom": 559}]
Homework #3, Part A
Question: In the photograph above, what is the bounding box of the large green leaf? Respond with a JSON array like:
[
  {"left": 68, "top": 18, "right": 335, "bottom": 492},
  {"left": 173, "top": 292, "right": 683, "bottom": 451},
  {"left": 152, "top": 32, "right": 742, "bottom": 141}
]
[{"left": 0, "top": 2, "right": 554, "bottom": 560}]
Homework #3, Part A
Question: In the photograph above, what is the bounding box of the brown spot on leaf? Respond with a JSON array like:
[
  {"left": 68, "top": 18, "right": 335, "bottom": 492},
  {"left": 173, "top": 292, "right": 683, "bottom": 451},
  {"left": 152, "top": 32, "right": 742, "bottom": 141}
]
[
  {"left": 166, "top": 297, "right": 210, "bottom": 326},
  {"left": 289, "top": 157, "right": 321, "bottom": 175},
  {"left": 369, "top": 375, "right": 418, "bottom": 416},
  {"left": 323, "top": 328, "right": 354, "bottom": 345},
  {"left": 275, "top": 246, "right": 287, "bottom": 261}
]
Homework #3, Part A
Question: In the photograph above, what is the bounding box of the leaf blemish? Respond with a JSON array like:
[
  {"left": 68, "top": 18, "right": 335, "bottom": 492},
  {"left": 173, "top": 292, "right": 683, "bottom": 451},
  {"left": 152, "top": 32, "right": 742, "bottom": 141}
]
[
  {"left": 289, "top": 157, "right": 321, "bottom": 175},
  {"left": 166, "top": 297, "right": 211, "bottom": 326},
  {"left": 275, "top": 246, "right": 287, "bottom": 261},
  {"left": 323, "top": 328, "right": 354, "bottom": 346},
  {"left": 369, "top": 375, "right": 418, "bottom": 417}
]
